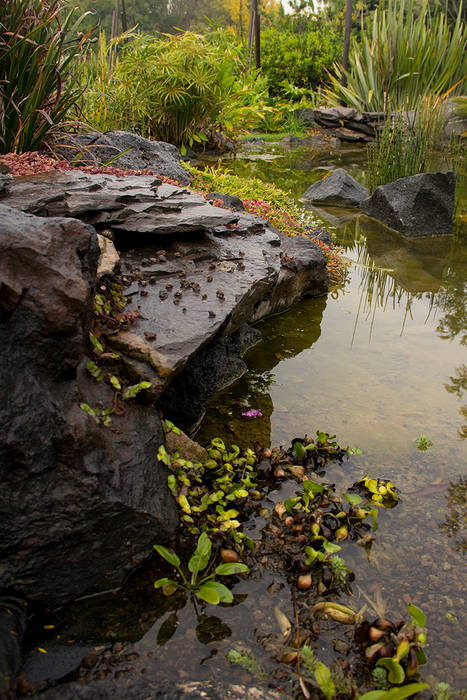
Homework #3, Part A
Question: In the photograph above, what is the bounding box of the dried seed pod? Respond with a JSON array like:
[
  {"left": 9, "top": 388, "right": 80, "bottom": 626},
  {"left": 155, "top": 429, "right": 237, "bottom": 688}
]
[
  {"left": 297, "top": 574, "right": 312, "bottom": 590},
  {"left": 369, "top": 626, "right": 386, "bottom": 642},
  {"left": 221, "top": 549, "right": 240, "bottom": 563},
  {"left": 284, "top": 516, "right": 295, "bottom": 528}
]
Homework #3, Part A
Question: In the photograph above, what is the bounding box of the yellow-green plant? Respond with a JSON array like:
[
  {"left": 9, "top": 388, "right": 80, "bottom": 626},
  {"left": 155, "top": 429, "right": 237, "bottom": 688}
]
[
  {"left": 0, "top": 0, "right": 88, "bottom": 153},
  {"left": 324, "top": 0, "right": 466, "bottom": 112},
  {"left": 76, "top": 30, "right": 269, "bottom": 149}
]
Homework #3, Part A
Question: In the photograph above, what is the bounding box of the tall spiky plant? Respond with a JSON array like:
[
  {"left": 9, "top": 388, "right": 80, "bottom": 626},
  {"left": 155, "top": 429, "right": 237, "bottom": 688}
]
[
  {"left": 324, "top": 0, "right": 466, "bottom": 112},
  {"left": 0, "top": 0, "right": 89, "bottom": 154}
]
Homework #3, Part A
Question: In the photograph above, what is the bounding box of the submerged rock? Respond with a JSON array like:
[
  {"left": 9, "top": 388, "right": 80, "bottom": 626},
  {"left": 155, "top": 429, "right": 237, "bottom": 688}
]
[
  {"left": 301, "top": 168, "right": 369, "bottom": 207},
  {"left": 0, "top": 205, "right": 178, "bottom": 607},
  {"left": 360, "top": 171, "right": 456, "bottom": 237}
]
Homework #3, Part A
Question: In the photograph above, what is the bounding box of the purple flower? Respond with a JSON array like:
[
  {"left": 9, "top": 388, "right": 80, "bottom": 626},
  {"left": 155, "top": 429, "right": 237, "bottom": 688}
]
[{"left": 241, "top": 408, "right": 264, "bottom": 420}]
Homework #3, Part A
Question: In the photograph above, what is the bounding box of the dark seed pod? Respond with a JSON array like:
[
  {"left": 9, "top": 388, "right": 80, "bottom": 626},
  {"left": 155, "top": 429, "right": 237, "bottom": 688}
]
[{"left": 322, "top": 567, "right": 332, "bottom": 588}]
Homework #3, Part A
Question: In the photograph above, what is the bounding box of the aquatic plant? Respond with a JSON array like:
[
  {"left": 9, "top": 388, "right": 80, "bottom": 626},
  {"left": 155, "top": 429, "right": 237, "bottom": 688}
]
[
  {"left": 158, "top": 434, "right": 259, "bottom": 547},
  {"left": 415, "top": 435, "right": 433, "bottom": 451},
  {"left": 154, "top": 532, "right": 248, "bottom": 605}
]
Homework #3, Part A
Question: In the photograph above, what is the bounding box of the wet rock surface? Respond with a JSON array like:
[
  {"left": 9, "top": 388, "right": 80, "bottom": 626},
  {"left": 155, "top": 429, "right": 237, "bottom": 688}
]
[
  {"left": 56, "top": 130, "right": 191, "bottom": 185},
  {"left": 360, "top": 171, "right": 456, "bottom": 237},
  {"left": 0, "top": 205, "right": 178, "bottom": 608},
  {"left": 1, "top": 170, "right": 238, "bottom": 235},
  {"left": 301, "top": 168, "right": 369, "bottom": 207},
  {"left": 32, "top": 678, "right": 287, "bottom": 699}
]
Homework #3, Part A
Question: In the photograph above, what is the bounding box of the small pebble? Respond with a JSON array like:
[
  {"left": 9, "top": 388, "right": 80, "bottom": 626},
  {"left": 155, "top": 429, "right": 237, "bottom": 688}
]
[
  {"left": 202, "top": 294, "right": 207, "bottom": 300},
  {"left": 148, "top": 278, "right": 157, "bottom": 285},
  {"left": 209, "top": 310, "right": 216, "bottom": 317},
  {"left": 208, "top": 263, "right": 216, "bottom": 270},
  {"left": 174, "top": 252, "right": 181, "bottom": 258},
  {"left": 165, "top": 283, "right": 173, "bottom": 291},
  {"left": 216, "top": 289, "right": 224, "bottom": 300},
  {"left": 144, "top": 332, "right": 156, "bottom": 341},
  {"left": 206, "top": 275, "right": 213, "bottom": 282},
  {"left": 159, "top": 290, "right": 168, "bottom": 300},
  {"left": 140, "top": 290, "right": 148, "bottom": 297},
  {"left": 182, "top": 307, "right": 187, "bottom": 313}
]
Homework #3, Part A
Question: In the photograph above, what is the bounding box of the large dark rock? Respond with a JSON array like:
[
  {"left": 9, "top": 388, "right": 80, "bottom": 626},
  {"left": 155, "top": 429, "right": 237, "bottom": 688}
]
[
  {"left": 58, "top": 130, "right": 191, "bottom": 185},
  {"left": 301, "top": 168, "right": 369, "bottom": 207},
  {"left": 0, "top": 205, "right": 178, "bottom": 607},
  {"left": 360, "top": 171, "right": 456, "bottom": 237}
]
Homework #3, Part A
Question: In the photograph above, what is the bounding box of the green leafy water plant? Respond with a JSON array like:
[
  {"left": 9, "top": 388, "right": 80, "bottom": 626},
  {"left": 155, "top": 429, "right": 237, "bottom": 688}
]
[
  {"left": 154, "top": 532, "right": 248, "bottom": 605},
  {"left": 415, "top": 435, "right": 433, "bottom": 451},
  {"left": 158, "top": 437, "right": 259, "bottom": 547}
]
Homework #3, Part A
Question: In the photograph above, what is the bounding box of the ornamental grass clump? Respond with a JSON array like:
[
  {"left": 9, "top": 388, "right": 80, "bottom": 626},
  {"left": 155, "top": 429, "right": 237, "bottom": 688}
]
[
  {"left": 0, "top": 0, "right": 88, "bottom": 154},
  {"left": 76, "top": 30, "right": 269, "bottom": 151},
  {"left": 325, "top": 0, "right": 466, "bottom": 112}
]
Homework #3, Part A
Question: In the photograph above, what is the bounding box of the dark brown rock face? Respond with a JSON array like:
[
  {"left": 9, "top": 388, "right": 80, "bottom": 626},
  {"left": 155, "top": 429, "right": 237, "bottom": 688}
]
[
  {"left": 0, "top": 205, "right": 178, "bottom": 607},
  {"left": 360, "top": 171, "right": 456, "bottom": 237}
]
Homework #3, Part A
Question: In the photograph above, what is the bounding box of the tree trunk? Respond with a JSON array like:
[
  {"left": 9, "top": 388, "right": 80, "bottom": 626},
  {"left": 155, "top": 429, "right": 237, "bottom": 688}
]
[{"left": 341, "top": 0, "right": 353, "bottom": 88}]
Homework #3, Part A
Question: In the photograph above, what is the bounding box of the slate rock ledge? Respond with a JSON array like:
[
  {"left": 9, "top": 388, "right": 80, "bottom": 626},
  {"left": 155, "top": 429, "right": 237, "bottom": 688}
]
[{"left": 0, "top": 167, "right": 328, "bottom": 609}]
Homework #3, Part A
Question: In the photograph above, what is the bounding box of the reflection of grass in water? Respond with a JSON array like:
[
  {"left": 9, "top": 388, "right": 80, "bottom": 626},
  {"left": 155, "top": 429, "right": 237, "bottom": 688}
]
[{"left": 350, "top": 241, "right": 430, "bottom": 344}]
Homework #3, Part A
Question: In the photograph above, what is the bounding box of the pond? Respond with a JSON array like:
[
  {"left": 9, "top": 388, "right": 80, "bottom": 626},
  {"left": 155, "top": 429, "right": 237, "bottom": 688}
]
[{"left": 23, "top": 141, "right": 466, "bottom": 696}]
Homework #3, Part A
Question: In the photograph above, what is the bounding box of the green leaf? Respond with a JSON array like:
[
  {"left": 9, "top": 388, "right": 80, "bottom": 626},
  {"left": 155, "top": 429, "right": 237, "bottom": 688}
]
[
  {"left": 314, "top": 661, "right": 335, "bottom": 700},
  {"left": 303, "top": 480, "right": 325, "bottom": 494},
  {"left": 198, "top": 580, "right": 233, "bottom": 603},
  {"left": 153, "top": 545, "right": 181, "bottom": 569},
  {"left": 154, "top": 577, "right": 179, "bottom": 589},
  {"left": 188, "top": 532, "right": 212, "bottom": 575},
  {"left": 109, "top": 375, "right": 121, "bottom": 390},
  {"left": 343, "top": 492, "right": 362, "bottom": 506},
  {"left": 369, "top": 508, "right": 379, "bottom": 531},
  {"left": 358, "top": 684, "right": 430, "bottom": 700},
  {"left": 215, "top": 562, "right": 249, "bottom": 576},
  {"left": 293, "top": 441, "right": 306, "bottom": 461},
  {"left": 195, "top": 583, "right": 220, "bottom": 604},
  {"left": 376, "top": 657, "right": 405, "bottom": 685},
  {"left": 407, "top": 603, "right": 426, "bottom": 627},
  {"left": 323, "top": 540, "right": 342, "bottom": 553}
]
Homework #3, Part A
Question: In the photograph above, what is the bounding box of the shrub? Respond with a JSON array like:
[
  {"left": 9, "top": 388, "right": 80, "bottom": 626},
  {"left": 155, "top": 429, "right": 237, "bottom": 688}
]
[
  {"left": 76, "top": 30, "right": 270, "bottom": 149},
  {"left": 0, "top": 0, "right": 87, "bottom": 154},
  {"left": 324, "top": 0, "right": 466, "bottom": 112},
  {"left": 260, "top": 24, "right": 342, "bottom": 97}
]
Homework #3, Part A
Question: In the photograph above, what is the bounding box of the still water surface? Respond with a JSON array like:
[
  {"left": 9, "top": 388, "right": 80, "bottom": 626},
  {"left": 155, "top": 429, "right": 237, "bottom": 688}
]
[
  {"left": 195, "top": 142, "right": 467, "bottom": 689},
  {"left": 25, "top": 142, "right": 466, "bottom": 693}
]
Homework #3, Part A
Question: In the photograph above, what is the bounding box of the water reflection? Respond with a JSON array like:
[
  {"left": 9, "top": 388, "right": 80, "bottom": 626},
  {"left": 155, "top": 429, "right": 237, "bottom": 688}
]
[
  {"left": 439, "top": 476, "right": 467, "bottom": 554},
  {"left": 195, "top": 296, "right": 326, "bottom": 448}
]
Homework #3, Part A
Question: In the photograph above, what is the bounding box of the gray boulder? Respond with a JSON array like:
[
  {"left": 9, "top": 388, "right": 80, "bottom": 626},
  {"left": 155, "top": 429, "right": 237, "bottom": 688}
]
[
  {"left": 0, "top": 205, "right": 178, "bottom": 607},
  {"left": 301, "top": 168, "right": 369, "bottom": 207},
  {"left": 360, "top": 171, "right": 456, "bottom": 237},
  {"left": 58, "top": 130, "right": 191, "bottom": 185},
  {"left": 292, "top": 107, "right": 315, "bottom": 125}
]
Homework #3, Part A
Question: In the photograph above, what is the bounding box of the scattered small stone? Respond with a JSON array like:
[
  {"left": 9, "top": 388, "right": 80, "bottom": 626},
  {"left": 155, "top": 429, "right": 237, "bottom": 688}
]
[
  {"left": 144, "top": 332, "right": 157, "bottom": 341},
  {"left": 182, "top": 307, "right": 187, "bottom": 313},
  {"left": 202, "top": 294, "right": 207, "bottom": 300},
  {"left": 209, "top": 310, "right": 216, "bottom": 317},
  {"left": 148, "top": 277, "right": 157, "bottom": 285},
  {"left": 180, "top": 280, "right": 190, "bottom": 289},
  {"left": 237, "top": 261, "right": 245, "bottom": 271},
  {"left": 206, "top": 275, "right": 213, "bottom": 282},
  {"left": 140, "top": 280, "right": 147, "bottom": 287},
  {"left": 165, "top": 283, "right": 173, "bottom": 291},
  {"left": 191, "top": 282, "right": 200, "bottom": 293},
  {"left": 179, "top": 272, "right": 186, "bottom": 279},
  {"left": 216, "top": 290, "right": 224, "bottom": 300},
  {"left": 174, "top": 290, "right": 183, "bottom": 299},
  {"left": 140, "top": 289, "right": 148, "bottom": 297},
  {"left": 173, "top": 299, "right": 180, "bottom": 305},
  {"left": 159, "top": 290, "right": 168, "bottom": 300},
  {"left": 239, "top": 250, "right": 245, "bottom": 256},
  {"left": 174, "top": 252, "right": 181, "bottom": 258},
  {"left": 208, "top": 263, "right": 216, "bottom": 270},
  {"left": 158, "top": 255, "right": 167, "bottom": 263}
]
